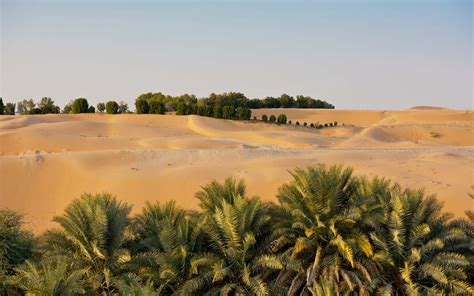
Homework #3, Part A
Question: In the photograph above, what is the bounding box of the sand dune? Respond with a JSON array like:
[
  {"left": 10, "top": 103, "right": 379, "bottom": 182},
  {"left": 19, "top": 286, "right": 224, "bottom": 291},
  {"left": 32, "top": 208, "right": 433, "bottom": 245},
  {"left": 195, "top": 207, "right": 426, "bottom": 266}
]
[{"left": 1, "top": 109, "right": 473, "bottom": 233}]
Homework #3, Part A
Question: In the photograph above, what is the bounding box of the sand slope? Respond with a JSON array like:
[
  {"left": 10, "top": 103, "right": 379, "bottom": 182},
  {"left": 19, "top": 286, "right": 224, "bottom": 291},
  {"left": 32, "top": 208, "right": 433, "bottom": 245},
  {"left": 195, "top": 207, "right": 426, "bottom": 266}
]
[{"left": 1, "top": 109, "right": 473, "bottom": 233}]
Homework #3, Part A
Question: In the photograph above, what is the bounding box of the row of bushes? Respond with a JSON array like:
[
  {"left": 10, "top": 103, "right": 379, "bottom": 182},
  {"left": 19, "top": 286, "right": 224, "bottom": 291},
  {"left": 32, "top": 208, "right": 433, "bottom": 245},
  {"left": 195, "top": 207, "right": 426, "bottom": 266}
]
[
  {"left": 1, "top": 164, "right": 473, "bottom": 295},
  {"left": 258, "top": 113, "right": 340, "bottom": 129},
  {"left": 61, "top": 98, "right": 130, "bottom": 114},
  {"left": 0, "top": 98, "right": 61, "bottom": 115}
]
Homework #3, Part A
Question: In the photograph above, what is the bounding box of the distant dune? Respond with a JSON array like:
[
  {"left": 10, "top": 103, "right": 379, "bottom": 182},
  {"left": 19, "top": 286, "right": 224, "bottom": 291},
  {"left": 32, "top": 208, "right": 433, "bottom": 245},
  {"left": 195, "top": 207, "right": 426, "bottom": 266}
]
[{"left": 1, "top": 109, "right": 473, "bottom": 232}]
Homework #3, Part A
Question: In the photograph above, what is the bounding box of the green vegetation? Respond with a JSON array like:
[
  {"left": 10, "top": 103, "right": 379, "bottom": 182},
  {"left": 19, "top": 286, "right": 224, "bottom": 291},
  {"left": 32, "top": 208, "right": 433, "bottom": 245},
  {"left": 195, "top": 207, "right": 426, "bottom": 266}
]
[
  {"left": 269, "top": 114, "right": 276, "bottom": 123},
  {"left": 277, "top": 114, "right": 287, "bottom": 124},
  {"left": 106, "top": 101, "right": 120, "bottom": 114},
  {"left": 0, "top": 98, "right": 4, "bottom": 115},
  {"left": 97, "top": 102, "right": 105, "bottom": 113},
  {"left": 71, "top": 98, "right": 89, "bottom": 114},
  {"left": 2, "top": 164, "right": 472, "bottom": 295}
]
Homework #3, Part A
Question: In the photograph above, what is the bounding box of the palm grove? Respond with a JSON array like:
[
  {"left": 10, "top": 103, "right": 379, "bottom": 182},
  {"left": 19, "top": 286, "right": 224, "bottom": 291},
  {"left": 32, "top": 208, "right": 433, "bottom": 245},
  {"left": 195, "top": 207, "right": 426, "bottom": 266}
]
[{"left": 1, "top": 164, "right": 473, "bottom": 295}]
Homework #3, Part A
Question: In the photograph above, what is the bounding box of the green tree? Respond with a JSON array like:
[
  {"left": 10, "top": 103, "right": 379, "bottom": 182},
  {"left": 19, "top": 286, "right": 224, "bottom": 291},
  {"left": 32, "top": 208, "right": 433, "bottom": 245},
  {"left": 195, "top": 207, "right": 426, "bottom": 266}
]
[
  {"left": 41, "top": 193, "right": 132, "bottom": 294},
  {"left": 273, "top": 165, "right": 376, "bottom": 294},
  {"left": 0, "top": 98, "right": 4, "bottom": 115},
  {"left": 213, "top": 105, "right": 223, "bottom": 118},
  {"left": 0, "top": 210, "right": 35, "bottom": 294},
  {"left": 38, "top": 97, "right": 60, "bottom": 114},
  {"left": 362, "top": 181, "right": 473, "bottom": 294},
  {"left": 278, "top": 94, "right": 295, "bottom": 108},
  {"left": 12, "top": 260, "right": 89, "bottom": 295},
  {"left": 118, "top": 101, "right": 129, "bottom": 114},
  {"left": 71, "top": 98, "right": 89, "bottom": 114},
  {"left": 87, "top": 106, "right": 96, "bottom": 113},
  {"left": 97, "top": 102, "right": 106, "bottom": 113},
  {"left": 135, "top": 98, "right": 149, "bottom": 114},
  {"left": 277, "top": 114, "right": 287, "bottom": 124},
  {"left": 5, "top": 103, "right": 15, "bottom": 115},
  {"left": 149, "top": 99, "right": 165, "bottom": 114},
  {"left": 269, "top": 115, "right": 276, "bottom": 123},
  {"left": 106, "top": 101, "right": 119, "bottom": 114},
  {"left": 222, "top": 106, "right": 235, "bottom": 120},
  {"left": 261, "top": 114, "right": 268, "bottom": 122},
  {"left": 63, "top": 100, "right": 73, "bottom": 114},
  {"left": 17, "top": 99, "right": 35, "bottom": 115},
  {"left": 179, "top": 178, "right": 282, "bottom": 295}
]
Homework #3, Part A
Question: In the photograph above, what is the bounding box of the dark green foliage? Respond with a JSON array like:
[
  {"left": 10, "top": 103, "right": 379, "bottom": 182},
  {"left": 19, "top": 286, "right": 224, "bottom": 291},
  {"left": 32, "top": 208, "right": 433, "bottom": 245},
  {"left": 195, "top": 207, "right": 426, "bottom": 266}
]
[
  {"left": 222, "top": 105, "right": 235, "bottom": 120},
  {"left": 236, "top": 107, "right": 252, "bottom": 120},
  {"left": 262, "top": 114, "right": 268, "bottom": 122},
  {"left": 278, "top": 94, "right": 295, "bottom": 108},
  {"left": 17, "top": 99, "right": 35, "bottom": 114},
  {"left": 0, "top": 210, "right": 35, "bottom": 293},
  {"left": 4, "top": 166, "right": 473, "bottom": 295},
  {"left": 63, "top": 101, "right": 73, "bottom": 114},
  {"left": 71, "top": 98, "right": 89, "bottom": 114},
  {"left": 5, "top": 103, "right": 15, "bottom": 115},
  {"left": 148, "top": 99, "right": 165, "bottom": 114},
  {"left": 212, "top": 105, "right": 222, "bottom": 118},
  {"left": 269, "top": 114, "right": 276, "bottom": 123},
  {"left": 37, "top": 97, "right": 60, "bottom": 114},
  {"left": 97, "top": 102, "right": 105, "bottom": 113},
  {"left": 118, "top": 101, "right": 128, "bottom": 113},
  {"left": 87, "top": 106, "right": 95, "bottom": 113},
  {"left": 176, "top": 102, "right": 188, "bottom": 115},
  {"left": 135, "top": 98, "right": 149, "bottom": 114},
  {"left": 106, "top": 101, "right": 119, "bottom": 114},
  {"left": 28, "top": 108, "right": 42, "bottom": 115},
  {"left": 0, "top": 98, "right": 4, "bottom": 115},
  {"left": 277, "top": 114, "right": 287, "bottom": 124}
]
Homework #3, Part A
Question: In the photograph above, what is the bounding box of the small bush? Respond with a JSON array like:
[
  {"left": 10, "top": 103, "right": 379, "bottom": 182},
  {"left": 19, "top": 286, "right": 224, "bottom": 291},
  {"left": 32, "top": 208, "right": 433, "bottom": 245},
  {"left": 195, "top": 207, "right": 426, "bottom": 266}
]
[
  {"left": 28, "top": 108, "right": 42, "bottom": 115},
  {"left": 324, "top": 123, "right": 328, "bottom": 127},
  {"left": 303, "top": 122, "right": 307, "bottom": 127},
  {"left": 329, "top": 123, "right": 333, "bottom": 127},
  {"left": 269, "top": 115, "right": 276, "bottom": 123},
  {"left": 318, "top": 124, "right": 323, "bottom": 129},
  {"left": 334, "top": 121, "right": 338, "bottom": 126},
  {"left": 135, "top": 98, "right": 149, "bottom": 114},
  {"left": 106, "top": 101, "right": 119, "bottom": 114},
  {"left": 277, "top": 114, "right": 287, "bottom": 124},
  {"left": 310, "top": 123, "right": 314, "bottom": 127},
  {"left": 87, "top": 106, "right": 95, "bottom": 113},
  {"left": 97, "top": 103, "right": 105, "bottom": 113},
  {"left": 253, "top": 116, "right": 257, "bottom": 120},
  {"left": 71, "top": 98, "right": 89, "bottom": 114},
  {"left": 262, "top": 114, "right": 268, "bottom": 122},
  {"left": 288, "top": 120, "right": 292, "bottom": 125},
  {"left": 296, "top": 121, "right": 300, "bottom": 126}
]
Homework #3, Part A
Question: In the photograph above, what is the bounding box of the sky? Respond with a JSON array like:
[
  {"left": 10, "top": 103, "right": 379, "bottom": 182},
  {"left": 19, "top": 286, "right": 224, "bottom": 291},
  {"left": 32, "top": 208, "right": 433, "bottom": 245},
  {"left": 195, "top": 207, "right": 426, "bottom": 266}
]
[{"left": 1, "top": 0, "right": 472, "bottom": 109}]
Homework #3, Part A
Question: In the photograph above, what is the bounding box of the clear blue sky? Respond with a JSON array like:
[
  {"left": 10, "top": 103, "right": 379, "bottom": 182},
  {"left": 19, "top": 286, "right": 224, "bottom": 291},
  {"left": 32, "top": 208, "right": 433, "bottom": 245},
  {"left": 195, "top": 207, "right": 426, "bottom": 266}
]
[{"left": 1, "top": 0, "right": 472, "bottom": 109}]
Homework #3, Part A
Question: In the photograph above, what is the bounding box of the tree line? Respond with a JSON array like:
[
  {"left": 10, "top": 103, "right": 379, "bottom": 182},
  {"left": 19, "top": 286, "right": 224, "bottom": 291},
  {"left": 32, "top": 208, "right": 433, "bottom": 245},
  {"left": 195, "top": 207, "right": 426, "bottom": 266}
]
[
  {"left": 0, "top": 93, "right": 334, "bottom": 116},
  {"left": 1, "top": 164, "right": 473, "bottom": 295}
]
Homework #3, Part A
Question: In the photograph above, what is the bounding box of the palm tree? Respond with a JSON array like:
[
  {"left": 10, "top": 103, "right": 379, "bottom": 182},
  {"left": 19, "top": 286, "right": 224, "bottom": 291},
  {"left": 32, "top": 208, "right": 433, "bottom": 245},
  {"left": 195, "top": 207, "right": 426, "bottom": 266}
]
[
  {"left": 12, "top": 260, "right": 89, "bottom": 295},
  {"left": 129, "top": 201, "right": 206, "bottom": 294},
  {"left": 272, "top": 164, "right": 377, "bottom": 295},
  {"left": 178, "top": 179, "right": 283, "bottom": 295},
  {"left": 41, "top": 193, "right": 132, "bottom": 294},
  {"left": 366, "top": 183, "right": 473, "bottom": 294}
]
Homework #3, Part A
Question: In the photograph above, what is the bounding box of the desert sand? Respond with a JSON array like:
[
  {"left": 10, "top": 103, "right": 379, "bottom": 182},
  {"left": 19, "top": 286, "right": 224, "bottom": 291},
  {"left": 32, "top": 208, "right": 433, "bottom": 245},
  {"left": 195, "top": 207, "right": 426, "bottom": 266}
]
[{"left": 0, "top": 108, "right": 473, "bottom": 233}]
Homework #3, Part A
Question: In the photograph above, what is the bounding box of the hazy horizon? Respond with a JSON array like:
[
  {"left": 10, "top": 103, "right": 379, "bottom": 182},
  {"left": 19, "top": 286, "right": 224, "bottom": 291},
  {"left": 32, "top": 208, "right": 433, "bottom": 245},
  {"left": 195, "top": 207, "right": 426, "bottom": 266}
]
[{"left": 1, "top": 0, "right": 472, "bottom": 109}]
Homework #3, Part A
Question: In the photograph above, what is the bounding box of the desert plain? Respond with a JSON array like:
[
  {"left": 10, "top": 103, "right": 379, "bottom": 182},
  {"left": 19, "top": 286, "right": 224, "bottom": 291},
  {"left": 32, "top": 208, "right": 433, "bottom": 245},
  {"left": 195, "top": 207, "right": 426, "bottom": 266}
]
[{"left": 0, "top": 107, "right": 472, "bottom": 233}]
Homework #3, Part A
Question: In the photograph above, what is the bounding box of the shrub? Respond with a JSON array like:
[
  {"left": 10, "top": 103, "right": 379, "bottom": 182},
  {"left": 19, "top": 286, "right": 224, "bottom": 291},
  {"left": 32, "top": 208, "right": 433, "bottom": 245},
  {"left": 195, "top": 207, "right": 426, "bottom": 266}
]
[
  {"left": 28, "top": 108, "right": 42, "bottom": 115},
  {"left": 203, "top": 105, "right": 213, "bottom": 117},
  {"left": 253, "top": 116, "right": 257, "bottom": 120},
  {"left": 105, "top": 101, "right": 119, "bottom": 114},
  {"left": 135, "top": 98, "right": 149, "bottom": 114},
  {"left": 261, "top": 114, "right": 268, "bottom": 122},
  {"left": 176, "top": 103, "right": 188, "bottom": 115},
  {"left": 236, "top": 107, "right": 252, "bottom": 120},
  {"left": 38, "top": 97, "right": 59, "bottom": 114},
  {"left": 277, "top": 114, "right": 287, "bottom": 124},
  {"left": 303, "top": 122, "right": 307, "bottom": 126},
  {"left": 71, "top": 98, "right": 89, "bottom": 114},
  {"left": 318, "top": 124, "right": 323, "bottom": 129},
  {"left": 118, "top": 101, "right": 128, "bottom": 113},
  {"left": 269, "top": 115, "right": 276, "bottom": 123},
  {"left": 0, "top": 98, "right": 3, "bottom": 115},
  {"left": 213, "top": 105, "right": 222, "bottom": 118},
  {"left": 87, "top": 106, "right": 95, "bottom": 113},
  {"left": 97, "top": 103, "right": 105, "bottom": 113},
  {"left": 334, "top": 121, "right": 338, "bottom": 126},
  {"left": 310, "top": 123, "right": 314, "bottom": 127},
  {"left": 288, "top": 120, "right": 292, "bottom": 124},
  {"left": 329, "top": 123, "right": 333, "bottom": 127},
  {"left": 149, "top": 100, "right": 165, "bottom": 114},
  {"left": 222, "top": 106, "right": 235, "bottom": 120},
  {"left": 296, "top": 121, "right": 300, "bottom": 126},
  {"left": 324, "top": 123, "right": 329, "bottom": 127}
]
